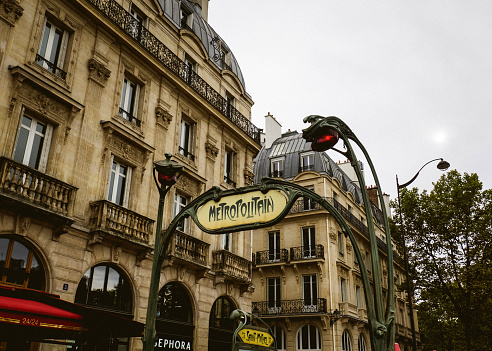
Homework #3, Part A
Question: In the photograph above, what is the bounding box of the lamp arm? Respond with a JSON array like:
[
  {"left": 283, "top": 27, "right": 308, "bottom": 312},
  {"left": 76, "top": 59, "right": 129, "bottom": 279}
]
[{"left": 398, "top": 158, "right": 443, "bottom": 189}]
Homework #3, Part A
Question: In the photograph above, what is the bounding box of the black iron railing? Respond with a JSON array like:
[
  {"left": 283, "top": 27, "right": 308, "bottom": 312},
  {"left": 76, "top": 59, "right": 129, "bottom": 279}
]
[
  {"left": 119, "top": 108, "right": 142, "bottom": 126},
  {"left": 269, "top": 170, "right": 283, "bottom": 178},
  {"left": 289, "top": 198, "right": 321, "bottom": 214},
  {"left": 254, "top": 249, "right": 289, "bottom": 265},
  {"left": 35, "top": 54, "right": 67, "bottom": 79},
  {"left": 223, "top": 176, "right": 236, "bottom": 187},
  {"left": 85, "top": 0, "right": 261, "bottom": 144},
  {"left": 290, "top": 245, "right": 324, "bottom": 261},
  {"left": 299, "top": 165, "right": 315, "bottom": 172},
  {"left": 179, "top": 147, "right": 195, "bottom": 162},
  {"left": 252, "top": 298, "right": 327, "bottom": 316}
]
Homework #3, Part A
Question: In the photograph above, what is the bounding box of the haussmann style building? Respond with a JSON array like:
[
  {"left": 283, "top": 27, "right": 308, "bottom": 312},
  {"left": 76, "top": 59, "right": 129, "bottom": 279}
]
[
  {"left": 250, "top": 114, "right": 420, "bottom": 351},
  {"left": 0, "top": 0, "right": 261, "bottom": 349}
]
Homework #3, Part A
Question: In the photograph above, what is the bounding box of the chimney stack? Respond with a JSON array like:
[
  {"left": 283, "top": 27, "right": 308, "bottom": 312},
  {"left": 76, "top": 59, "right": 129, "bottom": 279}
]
[{"left": 264, "top": 112, "right": 282, "bottom": 148}]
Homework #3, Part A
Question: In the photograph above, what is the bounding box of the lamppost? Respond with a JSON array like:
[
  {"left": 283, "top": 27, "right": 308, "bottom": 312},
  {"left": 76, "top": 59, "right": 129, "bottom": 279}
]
[
  {"left": 143, "top": 153, "right": 183, "bottom": 351},
  {"left": 302, "top": 115, "right": 395, "bottom": 351},
  {"left": 396, "top": 158, "right": 450, "bottom": 351}
]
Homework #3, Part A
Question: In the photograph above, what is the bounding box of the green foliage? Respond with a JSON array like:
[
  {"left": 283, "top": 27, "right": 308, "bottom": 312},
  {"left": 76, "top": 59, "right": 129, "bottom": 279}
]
[{"left": 392, "top": 171, "right": 492, "bottom": 351}]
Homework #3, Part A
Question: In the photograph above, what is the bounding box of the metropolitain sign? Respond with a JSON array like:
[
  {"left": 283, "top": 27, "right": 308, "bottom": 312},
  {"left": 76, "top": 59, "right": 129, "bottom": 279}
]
[{"left": 196, "top": 189, "right": 287, "bottom": 231}]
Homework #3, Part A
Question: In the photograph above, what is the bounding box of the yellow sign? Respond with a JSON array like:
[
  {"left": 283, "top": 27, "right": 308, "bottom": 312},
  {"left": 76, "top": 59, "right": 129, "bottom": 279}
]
[
  {"left": 196, "top": 190, "right": 287, "bottom": 231},
  {"left": 238, "top": 328, "right": 274, "bottom": 347}
]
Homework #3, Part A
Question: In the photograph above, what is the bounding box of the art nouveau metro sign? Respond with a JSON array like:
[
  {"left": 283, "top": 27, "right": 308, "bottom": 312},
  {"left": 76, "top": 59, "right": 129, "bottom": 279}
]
[{"left": 196, "top": 189, "right": 287, "bottom": 231}]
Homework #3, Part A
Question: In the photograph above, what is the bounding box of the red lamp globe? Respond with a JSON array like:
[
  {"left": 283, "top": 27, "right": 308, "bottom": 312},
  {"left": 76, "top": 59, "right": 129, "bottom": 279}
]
[
  {"left": 311, "top": 127, "right": 339, "bottom": 152},
  {"left": 157, "top": 172, "right": 177, "bottom": 186}
]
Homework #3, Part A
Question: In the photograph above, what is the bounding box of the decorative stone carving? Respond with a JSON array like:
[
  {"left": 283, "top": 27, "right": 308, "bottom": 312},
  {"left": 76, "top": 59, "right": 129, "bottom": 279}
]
[
  {"left": 329, "top": 231, "right": 337, "bottom": 244},
  {"left": 112, "top": 245, "right": 122, "bottom": 263},
  {"left": 20, "top": 83, "right": 69, "bottom": 118},
  {"left": 346, "top": 241, "right": 353, "bottom": 253},
  {"left": 88, "top": 58, "right": 111, "bottom": 86},
  {"left": 205, "top": 140, "right": 218, "bottom": 160},
  {"left": 155, "top": 106, "right": 172, "bottom": 127},
  {"left": 243, "top": 169, "right": 254, "bottom": 185},
  {"left": 175, "top": 174, "right": 200, "bottom": 197},
  {"left": 0, "top": 0, "right": 24, "bottom": 26},
  {"left": 17, "top": 216, "right": 31, "bottom": 236}
]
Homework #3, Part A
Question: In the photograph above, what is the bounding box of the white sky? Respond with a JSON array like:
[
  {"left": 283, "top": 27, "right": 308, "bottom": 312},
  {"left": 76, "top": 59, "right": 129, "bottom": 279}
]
[{"left": 208, "top": 1, "right": 492, "bottom": 200}]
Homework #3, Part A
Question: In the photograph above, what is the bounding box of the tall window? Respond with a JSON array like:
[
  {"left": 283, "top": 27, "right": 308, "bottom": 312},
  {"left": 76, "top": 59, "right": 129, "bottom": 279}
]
[
  {"left": 221, "top": 233, "right": 232, "bottom": 251},
  {"left": 225, "top": 93, "right": 235, "bottom": 117},
  {"left": 341, "top": 278, "right": 347, "bottom": 302},
  {"left": 174, "top": 192, "right": 189, "bottom": 233},
  {"left": 119, "top": 76, "right": 141, "bottom": 126},
  {"left": 365, "top": 252, "right": 371, "bottom": 275},
  {"left": 108, "top": 159, "right": 131, "bottom": 207},
  {"left": 270, "top": 159, "right": 283, "bottom": 178},
  {"left": 296, "top": 324, "right": 321, "bottom": 350},
  {"left": 224, "top": 150, "right": 235, "bottom": 186},
  {"left": 157, "top": 282, "right": 192, "bottom": 323},
  {"left": 300, "top": 153, "right": 314, "bottom": 172},
  {"left": 342, "top": 330, "right": 352, "bottom": 351},
  {"left": 0, "top": 238, "right": 45, "bottom": 290},
  {"left": 302, "top": 227, "right": 316, "bottom": 258},
  {"left": 179, "top": 118, "right": 195, "bottom": 161},
  {"left": 272, "top": 326, "right": 286, "bottom": 351},
  {"left": 183, "top": 54, "right": 196, "bottom": 84},
  {"left": 75, "top": 264, "right": 132, "bottom": 313},
  {"left": 13, "top": 114, "right": 52, "bottom": 172},
  {"left": 356, "top": 286, "right": 363, "bottom": 308},
  {"left": 303, "top": 274, "right": 318, "bottom": 310},
  {"left": 268, "top": 231, "right": 280, "bottom": 261},
  {"left": 338, "top": 232, "right": 344, "bottom": 257},
  {"left": 267, "top": 277, "right": 281, "bottom": 313},
  {"left": 37, "top": 17, "right": 69, "bottom": 78},
  {"left": 303, "top": 186, "right": 315, "bottom": 211},
  {"left": 358, "top": 334, "right": 367, "bottom": 351},
  {"left": 129, "top": 3, "right": 148, "bottom": 42}
]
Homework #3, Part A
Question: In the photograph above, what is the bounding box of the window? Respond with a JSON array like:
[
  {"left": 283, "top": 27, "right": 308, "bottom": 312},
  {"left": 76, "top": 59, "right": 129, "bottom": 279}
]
[
  {"left": 302, "top": 274, "right": 318, "bottom": 311},
  {"left": 296, "top": 325, "right": 321, "bottom": 350},
  {"left": 209, "top": 297, "right": 235, "bottom": 330},
  {"left": 270, "top": 159, "right": 283, "bottom": 178},
  {"left": 303, "top": 186, "right": 315, "bottom": 211},
  {"left": 107, "top": 159, "right": 132, "bottom": 207},
  {"left": 338, "top": 232, "right": 344, "bottom": 257},
  {"left": 341, "top": 278, "right": 347, "bottom": 302},
  {"left": 183, "top": 54, "right": 196, "bottom": 84},
  {"left": 180, "top": 5, "right": 193, "bottom": 29},
  {"left": 268, "top": 231, "right": 281, "bottom": 261},
  {"left": 221, "top": 233, "right": 232, "bottom": 251},
  {"left": 272, "top": 326, "right": 286, "bottom": 351},
  {"left": 179, "top": 118, "right": 195, "bottom": 161},
  {"left": 225, "top": 93, "right": 235, "bottom": 117},
  {"left": 224, "top": 149, "right": 235, "bottom": 187},
  {"left": 174, "top": 192, "right": 189, "bottom": 233},
  {"left": 75, "top": 264, "right": 132, "bottom": 313},
  {"left": 365, "top": 252, "right": 371, "bottom": 275},
  {"left": 13, "top": 114, "right": 53, "bottom": 172},
  {"left": 119, "top": 76, "right": 141, "bottom": 126},
  {"left": 342, "top": 330, "right": 352, "bottom": 351},
  {"left": 0, "top": 238, "right": 45, "bottom": 290},
  {"left": 358, "top": 334, "right": 367, "bottom": 351},
  {"left": 157, "top": 282, "right": 192, "bottom": 323},
  {"left": 37, "top": 17, "right": 69, "bottom": 79},
  {"left": 356, "top": 286, "right": 363, "bottom": 308},
  {"left": 267, "top": 277, "right": 281, "bottom": 313},
  {"left": 129, "top": 3, "right": 148, "bottom": 42},
  {"left": 302, "top": 227, "right": 316, "bottom": 258},
  {"left": 300, "top": 153, "right": 314, "bottom": 172}
]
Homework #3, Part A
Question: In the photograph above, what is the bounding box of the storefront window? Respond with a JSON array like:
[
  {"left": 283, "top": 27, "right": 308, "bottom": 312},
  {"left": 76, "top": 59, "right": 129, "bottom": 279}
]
[
  {"left": 0, "top": 237, "right": 45, "bottom": 290},
  {"left": 157, "top": 282, "right": 192, "bottom": 322},
  {"left": 208, "top": 296, "right": 237, "bottom": 351}
]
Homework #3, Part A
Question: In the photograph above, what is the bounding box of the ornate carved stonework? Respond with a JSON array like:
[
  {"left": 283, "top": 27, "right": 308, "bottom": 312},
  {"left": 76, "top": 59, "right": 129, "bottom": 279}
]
[
  {"left": 20, "top": 83, "right": 69, "bottom": 118},
  {"left": 175, "top": 174, "right": 200, "bottom": 197},
  {"left": 155, "top": 106, "right": 172, "bottom": 127},
  {"left": 107, "top": 132, "right": 144, "bottom": 165},
  {"left": 329, "top": 231, "right": 337, "bottom": 244},
  {"left": 243, "top": 169, "right": 254, "bottom": 185},
  {"left": 88, "top": 58, "right": 111, "bottom": 86},
  {"left": 0, "top": 0, "right": 23, "bottom": 26},
  {"left": 346, "top": 241, "right": 352, "bottom": 253},
  {"left": 205, "top": 141, "right": 218, "bottom": 160},
  {"left": 112, "top": 245, "right": 122, "bottom": 263}
]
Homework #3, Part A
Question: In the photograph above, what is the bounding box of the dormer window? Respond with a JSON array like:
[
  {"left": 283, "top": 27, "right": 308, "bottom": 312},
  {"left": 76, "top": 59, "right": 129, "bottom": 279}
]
[
  {"left": 300, "top": 152, "right": 314, "bottom": 172},
  {"left": 180, "top": 6, "right": 193, "bottom": 29},
  {"left": 270, "top": 158, "right": 284, "bottom": 178}
]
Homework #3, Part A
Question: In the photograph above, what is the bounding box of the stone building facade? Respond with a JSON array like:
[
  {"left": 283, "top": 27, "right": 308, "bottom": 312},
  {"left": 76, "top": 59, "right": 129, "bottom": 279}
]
[
  {"left": 251, "top": 115, "right": 419, "bottom": 351},
  {"left": 0, "top": 0, "right": 260, "bottom": 350}
]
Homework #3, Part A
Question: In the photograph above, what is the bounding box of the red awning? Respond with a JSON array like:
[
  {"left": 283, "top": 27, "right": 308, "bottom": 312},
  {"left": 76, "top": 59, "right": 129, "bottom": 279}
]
[{"left": 0, "top": 285, "right": 143, "bottom": 341}]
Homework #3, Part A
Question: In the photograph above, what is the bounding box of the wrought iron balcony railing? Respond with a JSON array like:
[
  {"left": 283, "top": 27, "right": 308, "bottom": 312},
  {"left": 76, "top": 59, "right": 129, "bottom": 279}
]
[
  {"left": 290, "top": 245, "right": 324, "bottom": 261},
  {"left": 299, "top": 164, "right": 315, "bottom": 172},
  {"left": 167, "top": 231, "right": 209, "bottom": 267},
  {"left": 89, "top": 200, "right": 153, "bottom": 245},
  {"left": 289, "top": 198, "right": 321, "bottom": 214},
  {"left": 178, "top": 147, "right": 195, "bottom": 162},
  {"left": 0, "top": 157, "right": 77, "bottom": 216},
  {"left": 254, "top": 249, "right": 289, "bottom": 265},
  {"left": 223, "top": 176, "right": 236, "bottom": 187},
  {"left": 35, "top": 54, "right": 67, "bottom": 79},
  {"left": 269, "top": 170, "right": 283, "bottom": 178},
  {"left": 118, "top": 107, "right": 142, "bottom": 127},
  {"left": 252, "top": 298, "right": 327, "bottom": 316},
  {"left": 85, "top": 0, "right": 261, "bottom": 144},
  {"left": 212, "top": 250, "right": 251, "bottom": 282}
]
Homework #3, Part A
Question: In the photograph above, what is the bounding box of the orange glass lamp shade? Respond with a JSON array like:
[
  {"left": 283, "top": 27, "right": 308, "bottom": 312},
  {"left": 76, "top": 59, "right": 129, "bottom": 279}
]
[{"left": 311, "top": 127, "right": 339, "bottom": 152}]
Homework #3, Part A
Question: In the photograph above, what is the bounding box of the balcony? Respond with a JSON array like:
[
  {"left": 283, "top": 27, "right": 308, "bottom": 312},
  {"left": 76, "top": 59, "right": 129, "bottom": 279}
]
[
  {"left": 0, "top": 157, "right": 77, "bottom": 238},
  {"left": 167, "top": 231, "right": 209, "bottom": 269},
  {"left": 254, "top": 249, "right": 289, "bottom": 265},
  {"left": 289, "top": 198, "right": 322, "bottom": 214},
  {"left": 252, "top": 298, "right": 327, "bottom": 317},
  {"left": 299, "top": 164, "right": 315, "bottom": 172},
  {"left": 290, "top": 245, "right": 324, "bottom": 261},
  {"left": 269, "top": 170, "right": 283, "bottom": 178},
  {"left": 212, "top": 250, "right": 251, "bottom": 283},
  {"left": 85, "top": 0, "right": 261, "bottom": 144},
  {"left": 89, "top": 200, "right": 153, "bottom": 248}
]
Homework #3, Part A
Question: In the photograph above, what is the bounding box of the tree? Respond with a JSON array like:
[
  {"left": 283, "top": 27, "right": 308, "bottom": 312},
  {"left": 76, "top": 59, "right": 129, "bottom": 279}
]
[{"left": 392, "top": 170, "right": 492, "bottom": 351}]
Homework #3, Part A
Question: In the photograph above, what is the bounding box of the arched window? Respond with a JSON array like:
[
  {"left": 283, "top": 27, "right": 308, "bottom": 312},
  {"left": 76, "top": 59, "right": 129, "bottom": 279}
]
[
  {"left": 272, "top": 325, "right": 286, "bottom": 351},
  {"left": 75, "top": 264, "right": 132, "bottom": 313},
  {"left": 0, "top": 237, "right": 45, "bottom": 290},
  {"left": 157, "top": 282, "right": 192, "bottom": 323},
  {"left": 296, "top": 324, "right": 321, "bottom": 350},
  {"left": 342, "top": 330, "right": 352, "bottom": 351},
  {"left": 208, "top": 296, "right": 237, "bottom": 351},
  {"left": 358, "top": 334, "right": 367, "bottom": 351}
]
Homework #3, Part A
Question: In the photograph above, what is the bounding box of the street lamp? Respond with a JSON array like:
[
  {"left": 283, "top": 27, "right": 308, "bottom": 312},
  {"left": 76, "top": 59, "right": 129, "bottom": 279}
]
[
  {"left": 396, "top": 158, "right": 450, "bottom": 351},
  {"left": 143, "top": 153, "right": 183, "bottom": 351}
]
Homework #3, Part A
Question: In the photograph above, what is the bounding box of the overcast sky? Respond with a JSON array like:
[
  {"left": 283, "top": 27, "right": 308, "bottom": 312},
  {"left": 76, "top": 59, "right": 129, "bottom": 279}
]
[{"left": 208, "top": 1, "right": 492, "bottom": 200}]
